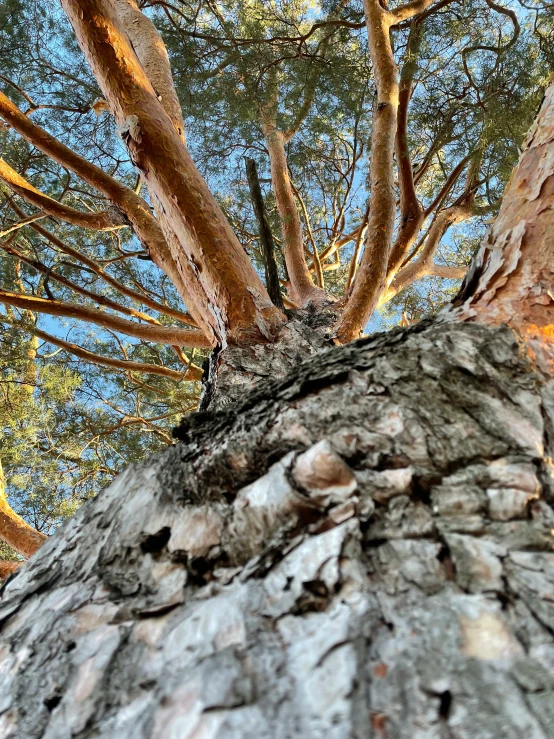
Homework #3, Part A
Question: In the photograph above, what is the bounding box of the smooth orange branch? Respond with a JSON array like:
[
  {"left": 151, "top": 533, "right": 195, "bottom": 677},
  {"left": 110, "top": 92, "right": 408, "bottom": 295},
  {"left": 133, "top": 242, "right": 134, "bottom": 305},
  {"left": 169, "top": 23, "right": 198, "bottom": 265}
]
[
  {"left": 0, "top": 459, "right": 47, "bottom": 559},
  {"left": 0, "top": 239, "right": 164, "bottom": 326},
  {"left": 7, "top": 320, "right": 203, "bottom": 381},
  {"left": 8, "top": 198, "right": 197, "bottom": 327},
  {"left": 0, "top": 159, "right": 126, "bottom": 231},
  {"left": 290, "top": 178, "right": 324, "bottom": 289},
  {"left": 346, "top": 204, "right": 370, "bottom": 292},
  {"left": 0, "top": 290, "right": 211, "bottom": 347},
  {"left": 263, "top": 122, "right": 327, "bottom": 307},
  {"left": 61, "top": 0, "right": 284, "bottom": 345},
  {"left": 336, "top": 0, "right": 399, "bottom": 342},
  {"left": 389, "top": 0, "right": 445, "bottom": 24},
  {"left": 0, "top": 91, "right": 205, "bottom": 330},
  {"left": 387, "top": 19, "right": 424, "bottom": 282}
]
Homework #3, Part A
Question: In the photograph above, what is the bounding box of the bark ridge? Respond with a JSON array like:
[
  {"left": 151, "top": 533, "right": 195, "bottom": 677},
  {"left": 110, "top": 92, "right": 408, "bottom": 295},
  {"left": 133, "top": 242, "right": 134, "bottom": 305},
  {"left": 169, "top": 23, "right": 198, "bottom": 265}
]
[{"left": 1, "top": 321, "right": 554, "bottom": 737}]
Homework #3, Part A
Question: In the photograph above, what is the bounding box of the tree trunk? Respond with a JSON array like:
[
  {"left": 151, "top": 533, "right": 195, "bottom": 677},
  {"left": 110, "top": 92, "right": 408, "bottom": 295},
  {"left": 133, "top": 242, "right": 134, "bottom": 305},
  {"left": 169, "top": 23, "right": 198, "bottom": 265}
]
[
  {"left": 0, "top": 31, "right": 552, "bottom": 739},
  {"left": 1, "top": 319, "right": 554, "bottom": 737}
]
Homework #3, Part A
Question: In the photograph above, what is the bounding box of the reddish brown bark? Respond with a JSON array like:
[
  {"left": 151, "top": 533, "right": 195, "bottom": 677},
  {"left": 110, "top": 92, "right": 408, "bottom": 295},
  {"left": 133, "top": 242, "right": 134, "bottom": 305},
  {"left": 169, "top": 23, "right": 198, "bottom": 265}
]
[
  {"left": 335, "top": 0, "right": 399, "bottom": 342},
  {"left": 263, "top": 122, "right": 328, "bottom": 307},
  {"left": 60, "top": 0, "right": 285, "bottom": 346},
  {"left": 454, "top": 80, "right": 554, "bottom": 366},
  {"left": 0, "top": 290, "right": 210, "bottom": 347},
  {"left": 0, "top": 159, "right": 125, "bottom": 231},
  {"left": 0, "top": 460, "right": 46, "bottom": 559}
]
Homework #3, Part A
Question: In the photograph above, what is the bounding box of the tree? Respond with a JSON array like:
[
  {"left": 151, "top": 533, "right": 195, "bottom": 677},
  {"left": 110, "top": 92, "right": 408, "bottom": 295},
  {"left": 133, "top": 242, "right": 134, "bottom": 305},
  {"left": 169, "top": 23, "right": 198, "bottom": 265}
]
[
  {"left": 0, "top": 0, "right": 553, "bottom": 734},
  {"left": 0, "top": 0, "right": 548, "bottom": 551}
]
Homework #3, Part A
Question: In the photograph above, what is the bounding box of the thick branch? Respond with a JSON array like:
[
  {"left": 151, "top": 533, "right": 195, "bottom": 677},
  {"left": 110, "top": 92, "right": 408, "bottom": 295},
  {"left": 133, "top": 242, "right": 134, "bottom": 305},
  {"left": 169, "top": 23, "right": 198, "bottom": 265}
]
[
  {"left": 386, "top": 19, "right": 425, "bottom": 282},
  {"left": 112, "top": 0, "right": 185, "bottom": 139},
  {"left": 0, "top": 459, "right": 47, "bottom": 559},
  {"left": 0, "top": 290, "right": 210, "bottom": 347},
  {"left": 0, "top": 560, "right": 21, "bottom": 580},
  {"left": 430, "top": 264, "right": 467, "bottom": 279},
  {"left": 390, "top": 0, "right": 446, "bottom": 24},
  {"left": 263, "top": 122, "right": 327, "bottom": 306},
  {"left": 290, "top": 179, "right": 324, "bottom": 289},
  {"left": 336, "top": 0, "right": 399, "bottom": 341},
  {"left": 61, "top": 0, "right": 284, "bottom": 344}
]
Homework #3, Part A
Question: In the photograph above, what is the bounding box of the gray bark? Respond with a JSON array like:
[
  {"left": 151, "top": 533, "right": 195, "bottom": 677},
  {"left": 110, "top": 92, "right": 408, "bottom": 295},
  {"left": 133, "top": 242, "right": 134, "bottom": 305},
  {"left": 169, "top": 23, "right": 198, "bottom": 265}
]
[{"left": 1, "top": 319, "right": 554, "bottom": 738}]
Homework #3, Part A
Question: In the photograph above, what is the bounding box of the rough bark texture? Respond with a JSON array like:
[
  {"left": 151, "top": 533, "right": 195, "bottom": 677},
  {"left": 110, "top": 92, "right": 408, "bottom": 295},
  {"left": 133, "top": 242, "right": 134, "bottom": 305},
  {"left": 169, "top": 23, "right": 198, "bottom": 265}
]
[{"left": 2, "top": 319, "right": 554, "bottom": 737}]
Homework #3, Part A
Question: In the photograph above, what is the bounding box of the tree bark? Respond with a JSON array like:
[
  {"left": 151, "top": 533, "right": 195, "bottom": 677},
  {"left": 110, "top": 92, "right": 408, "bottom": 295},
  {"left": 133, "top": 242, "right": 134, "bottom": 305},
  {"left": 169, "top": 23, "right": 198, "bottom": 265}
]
[
  {"left": 1, "top": 320, "right": 554, "bottom": 737},
  {"left": 0, "top": 28, "right": 552, "bottom": 739}
]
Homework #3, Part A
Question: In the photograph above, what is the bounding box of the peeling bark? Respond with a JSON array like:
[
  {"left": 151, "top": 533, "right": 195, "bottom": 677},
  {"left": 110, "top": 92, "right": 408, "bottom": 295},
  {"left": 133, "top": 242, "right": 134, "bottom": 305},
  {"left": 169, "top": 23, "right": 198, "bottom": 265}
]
[
  {"left": 2, "top": 320, "right": 554, "bottom": 737},
  {"left": 454, "top": 82, "right": 554, "bottom": 369},
  {"left": 61, "top": 0, "right": 285, "bottom": 345}
]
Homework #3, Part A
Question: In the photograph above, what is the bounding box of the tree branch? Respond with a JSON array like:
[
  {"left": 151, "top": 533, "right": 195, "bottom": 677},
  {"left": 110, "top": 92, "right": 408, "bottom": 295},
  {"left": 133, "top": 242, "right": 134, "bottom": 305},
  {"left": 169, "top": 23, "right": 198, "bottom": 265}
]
[
  {"left": 4, "top": 319, "right": 202, "bottom": 381},
  {"left": 380, "top": 204, "right": 472, "bottom": 304},
  {"left": 262, "top": 107, "right": 327, "bottom": 306},
  {"left": 336, "top": 0, "right": 399, "bottom": 341},
  {"left": 0, "top": 290, "right": 210, "bottom": 347},
  {"left": 0, "top": 159, "right": 126, "bottom": 231},
  {"left": 7, "top": 198, "right": 198, "bottom": 327},
  {"left": 390, "top": 0, "right": 449, "bottom": 24},
  {"left": 0, "top": 91, "right": 206, "bottom": 331},
  {"left": 111, "top": 0, "right": 186, "bottom": 139},
  {"left": 0, "top": 459, "right": 47, "bottom": 559},
  {"left": 386, "top": 19, "right": 425, "bottom": 282},
  {"left": 0, "top": 239, "right": 166, "bottom": 326},
  {"left": 245, "top": 158, "right": 285, "bottom": 311}
]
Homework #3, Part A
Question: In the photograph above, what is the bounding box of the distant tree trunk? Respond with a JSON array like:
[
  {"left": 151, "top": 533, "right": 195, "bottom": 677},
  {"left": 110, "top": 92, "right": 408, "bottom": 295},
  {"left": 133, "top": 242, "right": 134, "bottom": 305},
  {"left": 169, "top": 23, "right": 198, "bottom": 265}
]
[{"left": 0, "top": 47, "right": 552, "bottom": 739}]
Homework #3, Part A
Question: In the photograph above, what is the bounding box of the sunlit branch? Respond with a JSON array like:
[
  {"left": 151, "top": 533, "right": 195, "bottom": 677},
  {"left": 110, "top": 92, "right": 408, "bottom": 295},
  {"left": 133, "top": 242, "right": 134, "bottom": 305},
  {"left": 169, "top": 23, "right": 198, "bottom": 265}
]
[
  {"left": 0, "top": 458, "right": 47, "bottom": 559},
  {"left": 0, "top": 290, "right": 211, "bottom": 347},
  {"left": 8, "top": 198, "right": 197, "bottom": 326},
  {"left": 0, "top": 239, "right": 165, "bottom": 326},
  {"left": 3, "top": 319, "right": 202, "bottom": 381},
  {"left": 0, "top": 91, "right": 201, "bottom": 323},
  {"left": 0, "top": 159, "right": 127, "bottom": 231}
]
